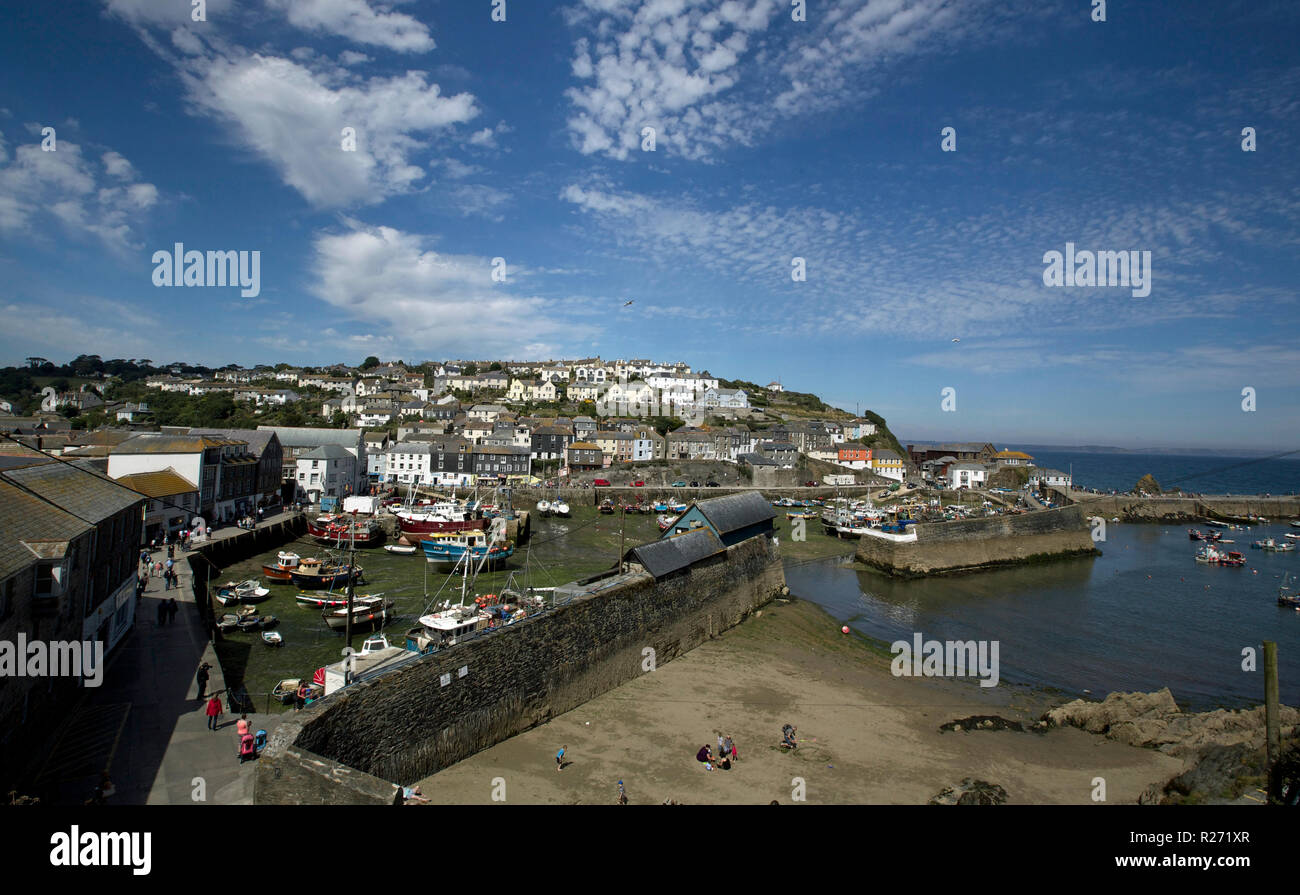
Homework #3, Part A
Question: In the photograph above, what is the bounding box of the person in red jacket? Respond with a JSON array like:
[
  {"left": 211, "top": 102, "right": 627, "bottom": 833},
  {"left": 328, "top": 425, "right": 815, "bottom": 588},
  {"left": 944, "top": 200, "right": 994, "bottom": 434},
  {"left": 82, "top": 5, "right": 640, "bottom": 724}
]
[{"left": 205, "top": 694, "right": 223, "bottom": 731}]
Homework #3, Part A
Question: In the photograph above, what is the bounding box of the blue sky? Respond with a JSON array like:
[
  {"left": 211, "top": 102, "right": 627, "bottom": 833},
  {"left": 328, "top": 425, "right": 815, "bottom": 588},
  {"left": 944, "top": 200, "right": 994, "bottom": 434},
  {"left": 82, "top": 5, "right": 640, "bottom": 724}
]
[{"left": 1, "top": 0, "right": 1298, "bottom": 452}]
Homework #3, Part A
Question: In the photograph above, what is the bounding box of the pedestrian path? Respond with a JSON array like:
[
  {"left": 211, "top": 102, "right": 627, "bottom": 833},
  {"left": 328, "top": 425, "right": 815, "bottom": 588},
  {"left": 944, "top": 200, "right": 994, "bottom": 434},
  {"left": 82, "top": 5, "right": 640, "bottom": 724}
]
[{"left": 27, "top": 517, "right": 295, "bottom": 805}]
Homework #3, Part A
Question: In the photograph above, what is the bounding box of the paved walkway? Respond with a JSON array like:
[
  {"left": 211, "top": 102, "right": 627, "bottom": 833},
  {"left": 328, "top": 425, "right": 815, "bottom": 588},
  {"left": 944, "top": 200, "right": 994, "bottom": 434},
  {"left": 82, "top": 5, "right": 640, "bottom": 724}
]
[{"left": 28, "top": 513, "right": 298, "bottom": 805}]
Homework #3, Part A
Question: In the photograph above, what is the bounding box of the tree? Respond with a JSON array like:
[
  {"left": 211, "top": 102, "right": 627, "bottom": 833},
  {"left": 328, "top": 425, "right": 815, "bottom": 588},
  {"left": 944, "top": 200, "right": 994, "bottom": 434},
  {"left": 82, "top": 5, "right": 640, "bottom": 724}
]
[
  {"left": 462, "top": 363, "right": 478, "bottom": 376},
  {"left": 361, "top": 356, "right": 380, "bottom": 370},
  {"left": 489, "top": 362, "right": 502, "bottom": 372},
  {"left": 331, "top": 410, "right": 347, "bottom": 428}
]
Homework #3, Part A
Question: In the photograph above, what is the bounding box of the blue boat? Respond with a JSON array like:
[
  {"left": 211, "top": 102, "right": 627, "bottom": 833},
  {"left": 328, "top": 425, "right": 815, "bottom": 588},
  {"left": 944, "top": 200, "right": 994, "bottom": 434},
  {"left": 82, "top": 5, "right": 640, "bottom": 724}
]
[{"left": 422, "top": 537, "right": 514, "bottom": 569}]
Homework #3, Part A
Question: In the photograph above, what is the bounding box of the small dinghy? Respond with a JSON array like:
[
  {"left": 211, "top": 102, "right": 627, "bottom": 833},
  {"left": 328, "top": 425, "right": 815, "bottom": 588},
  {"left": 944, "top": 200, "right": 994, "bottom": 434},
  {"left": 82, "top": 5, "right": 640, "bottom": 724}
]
[
  {"left": 262, "top": 630, "right": 283, "bottom": 646},
  {"left": 217, "top": 613, "right": 240, "bottom": 632},
  {"left": 271, "top": 679, "right": 299, "bottom": 703},
  {"left": 383, "top": 543, "right": 418, "bottom": 555}
]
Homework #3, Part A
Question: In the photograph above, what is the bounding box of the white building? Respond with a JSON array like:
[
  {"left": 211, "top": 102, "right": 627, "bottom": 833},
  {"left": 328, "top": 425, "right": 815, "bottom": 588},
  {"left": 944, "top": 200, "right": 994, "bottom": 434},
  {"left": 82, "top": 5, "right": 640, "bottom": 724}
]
[
  {"left": 947, "top": 461, "right": 988, "bottom": 489},
  {"left": 295, "top": 445, "right": 358, "bottom": 503}
]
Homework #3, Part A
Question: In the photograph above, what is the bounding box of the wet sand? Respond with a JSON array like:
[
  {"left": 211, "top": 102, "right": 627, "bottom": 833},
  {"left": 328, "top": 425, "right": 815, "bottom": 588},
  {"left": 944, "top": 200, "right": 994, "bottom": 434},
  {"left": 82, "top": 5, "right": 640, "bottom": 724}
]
[{"left": 414, "top": 598, "right": 1185, "bottom": 804}]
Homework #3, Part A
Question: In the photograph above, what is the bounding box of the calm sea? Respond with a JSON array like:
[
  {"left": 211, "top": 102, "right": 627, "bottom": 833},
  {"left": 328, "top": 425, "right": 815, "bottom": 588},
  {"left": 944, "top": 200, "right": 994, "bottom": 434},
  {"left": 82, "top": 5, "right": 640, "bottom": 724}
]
[
  {"left": 1013, "top": 450, "right": 1300, "bottom": 495},
  {"left": 787, "top": 522, "right": 1300, "bottom": 711}
]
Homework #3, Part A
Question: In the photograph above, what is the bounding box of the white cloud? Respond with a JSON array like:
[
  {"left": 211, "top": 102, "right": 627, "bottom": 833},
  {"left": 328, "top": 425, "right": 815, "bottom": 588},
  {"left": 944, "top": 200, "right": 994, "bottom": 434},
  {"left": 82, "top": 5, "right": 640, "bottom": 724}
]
[
  {"left": 104, "top": 0, "right": 234, "bottom": 26},
  {"left": 563, "top": 0, "right": 1012, "bottom": 161},
  {"left": 0, "top": 132, "right": 159, "bottom": 254},
  {"left": 178, "top": 52, "right": 479, "bottom": 206},
  {"left": 308, "top": 220, "right": 593, "bottom": 356},
  {"left": 265, "top": 0, "right": 435, "bottom": 53}
]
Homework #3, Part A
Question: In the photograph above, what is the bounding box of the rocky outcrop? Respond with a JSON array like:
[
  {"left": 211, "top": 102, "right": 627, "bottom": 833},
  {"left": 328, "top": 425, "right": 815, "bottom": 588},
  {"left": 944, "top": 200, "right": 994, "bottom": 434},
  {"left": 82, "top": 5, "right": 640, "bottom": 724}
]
[
  {"left": 1047, "top": 688, "right": 1300, "bottom": 804},
  {"left": 1044, "top": 687, "right": 1299, "bottom": 759},
  {"left": 929, "top": 778, "right": 1008, "bottom": 805}
]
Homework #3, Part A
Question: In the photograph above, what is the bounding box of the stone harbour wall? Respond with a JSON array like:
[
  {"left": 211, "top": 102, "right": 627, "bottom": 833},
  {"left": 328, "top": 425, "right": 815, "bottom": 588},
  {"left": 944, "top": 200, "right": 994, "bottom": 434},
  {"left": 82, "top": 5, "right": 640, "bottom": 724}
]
[
  {"left": 854, "top": 505, "right": 1099, "bottom": 577},
  {"left": 254, "top": 533, "right": 785, "bottom": 802}
]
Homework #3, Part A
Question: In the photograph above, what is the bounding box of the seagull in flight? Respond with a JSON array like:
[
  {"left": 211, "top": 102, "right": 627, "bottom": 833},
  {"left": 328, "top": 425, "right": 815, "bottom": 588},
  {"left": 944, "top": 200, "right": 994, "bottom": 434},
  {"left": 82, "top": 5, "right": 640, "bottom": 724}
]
[
  {"left": 951, "top": 338, "right": 960, "bottom": 343},
  {"left": 623, "top": 300, "right": 634, "bottom": 307}
]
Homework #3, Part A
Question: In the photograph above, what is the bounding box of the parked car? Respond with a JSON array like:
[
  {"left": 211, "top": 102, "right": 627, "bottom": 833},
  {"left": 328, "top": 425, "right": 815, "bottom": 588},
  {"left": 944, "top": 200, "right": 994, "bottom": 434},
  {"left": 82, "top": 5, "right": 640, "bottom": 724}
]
[
  {"left": 632, "top": 480, "right": 645, "bottom": 487},
  {"left": 671, "top": 481, "right": 687, "bottom": 487},
  {"left": 593, "top": 479, "right": 611, "bottom": 486},
  {"left": 877, "top": 490, "right": 890, "bottom": 498},
  {"left": 705, "top": 481, "right": 720, "bottom": 487},
  {"left": 690, "top": 481, "right": 699, "bottom": 487},
  {"left": 804, "top": 480, "right": 817, "bottom": 487}
]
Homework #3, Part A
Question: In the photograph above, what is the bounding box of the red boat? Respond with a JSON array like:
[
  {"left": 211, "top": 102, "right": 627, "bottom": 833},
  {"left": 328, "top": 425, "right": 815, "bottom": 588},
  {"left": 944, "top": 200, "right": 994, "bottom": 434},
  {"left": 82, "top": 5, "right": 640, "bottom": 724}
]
[{"left": 307, "top": 514, "right": 384, "bottom": 547}]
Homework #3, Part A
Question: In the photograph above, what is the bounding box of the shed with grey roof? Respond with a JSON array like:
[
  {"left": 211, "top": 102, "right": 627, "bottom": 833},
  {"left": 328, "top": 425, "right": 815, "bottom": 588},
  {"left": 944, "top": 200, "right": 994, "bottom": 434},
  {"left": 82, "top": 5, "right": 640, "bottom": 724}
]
[{"left": 625, "top": 526, "right": 725, "bottom": 579}]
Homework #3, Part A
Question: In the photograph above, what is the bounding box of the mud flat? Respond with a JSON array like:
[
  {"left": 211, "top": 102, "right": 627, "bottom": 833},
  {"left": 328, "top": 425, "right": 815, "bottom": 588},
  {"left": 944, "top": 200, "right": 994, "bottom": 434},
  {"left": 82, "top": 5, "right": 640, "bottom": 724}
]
[{"left": 411, "top": 599, "right": 1183, "bottom": 805}]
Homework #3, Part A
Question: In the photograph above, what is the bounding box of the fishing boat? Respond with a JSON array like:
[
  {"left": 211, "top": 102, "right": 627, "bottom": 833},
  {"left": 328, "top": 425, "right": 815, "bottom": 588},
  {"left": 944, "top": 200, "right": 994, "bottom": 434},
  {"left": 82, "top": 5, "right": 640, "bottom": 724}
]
[
  {"left": 1204, "top": 520, "right": 1228, "bottom": 528},
  {"left": 422, "top": 534, "right": 515, "bottom": 570},
  {"left": 1284, "top": 533, "right": 1300, "bottom": 541},
  {"left": 261, "top": 551, "right": 301, "bottom": 582},
  {"left": 262, "top": 630, "right": 283, "bottom": 646},
  {"left": 653, "top": 501, "right": 669, "bottom": 512},
  {"left": 290, "top": 557, "right": 363, "bottom": 589},
  {"left": 383, "top": 543, "right": 418, "bottom": 555},
  {"left": 537, "top": 499, "right": 552, "bottom": 516},
  {"left": 1280, "top": 573, "right": 1300, "bottom": 608},
  {"left": 668, "top": 501, "right": 687, "bottom": 513},
  {"left": 599, "top": 499, "right": 615, "bottom": 515},
  {"left": 295, "top": 590, "right": 350, "bottom": 609},
  {"left": 322, "top": 594, "right": 393, "bottom": 632},
  {"left": 552, "top": 498, "right": 570, "bottom": 517},
  {"left": 306, "top": 514, "right": 385, "bottom": 547},
  {"left": 1195, "top": 545, "right": 1246, "bottom": 566},
  {"left": 1290, "top": 521, "right": 1300, "bottom": 529},
  {"left": 657, "top": 513, "right": 675, "bottom": 531},
  {"left": 786, "top": 511, "right": 818, "bottom": 519}
]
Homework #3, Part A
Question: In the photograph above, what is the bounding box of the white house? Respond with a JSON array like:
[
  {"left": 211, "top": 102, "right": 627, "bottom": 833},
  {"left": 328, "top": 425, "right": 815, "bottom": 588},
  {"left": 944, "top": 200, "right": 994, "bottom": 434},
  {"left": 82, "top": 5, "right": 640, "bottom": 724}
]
[
  {"left": 295, "top": 444, "right": 358, "bottom": 503},
  {"left": 947, "top": 461, "right": 988, "bottom": 489},
  {"left": 1030, "top": 467, "right": 1072, "bottom": 489}
]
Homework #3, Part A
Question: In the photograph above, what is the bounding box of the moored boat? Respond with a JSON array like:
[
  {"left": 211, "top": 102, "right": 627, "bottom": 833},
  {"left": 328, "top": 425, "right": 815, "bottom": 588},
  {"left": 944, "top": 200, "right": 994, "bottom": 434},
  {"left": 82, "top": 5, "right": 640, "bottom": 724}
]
[
  {"left": 295, "top": 590, "right": 351, "bottom": 609},
  {"left": 262, "top": 630, "right": 283, "bottom": 646},
  {"left": 261, "top": 551, "right": 301, "bottom": 582},
  {"left": 322, "top": 594, "right": 393, "bottom": 632},
  {"left": 383, "top": 543, "right": 418, "bottom": 555},
  {"left": 290, "top": 557, "right": 363, "bottom": 589}
]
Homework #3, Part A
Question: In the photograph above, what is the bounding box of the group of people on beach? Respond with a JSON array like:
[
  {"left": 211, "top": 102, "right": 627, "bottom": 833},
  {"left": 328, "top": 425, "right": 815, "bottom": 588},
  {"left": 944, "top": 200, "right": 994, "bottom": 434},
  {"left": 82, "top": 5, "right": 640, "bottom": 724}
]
[{"left": 696, "top": 733, "right": 739, "bottom": 771}]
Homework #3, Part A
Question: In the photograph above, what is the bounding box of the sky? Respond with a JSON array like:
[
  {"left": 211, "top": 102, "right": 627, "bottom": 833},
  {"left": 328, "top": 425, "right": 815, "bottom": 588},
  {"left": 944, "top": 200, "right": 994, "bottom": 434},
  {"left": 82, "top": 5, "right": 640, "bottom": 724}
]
[{"left": 1, "top": 0, "right": 1298, "bottom": 452}]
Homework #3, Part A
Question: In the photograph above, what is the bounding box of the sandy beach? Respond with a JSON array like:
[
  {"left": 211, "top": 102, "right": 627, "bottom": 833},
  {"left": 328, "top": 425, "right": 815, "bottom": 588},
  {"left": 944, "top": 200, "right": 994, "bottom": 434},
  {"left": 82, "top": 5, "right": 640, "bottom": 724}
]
[{"left": 413, "top": 598, "right": 1185, "bottom": 804}]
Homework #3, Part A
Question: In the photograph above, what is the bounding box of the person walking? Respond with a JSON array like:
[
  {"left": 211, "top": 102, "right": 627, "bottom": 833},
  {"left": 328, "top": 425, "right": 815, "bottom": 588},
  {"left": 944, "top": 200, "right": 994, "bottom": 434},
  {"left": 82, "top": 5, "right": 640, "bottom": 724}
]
[
  {"left": 556, "top": 745, "right": 566, "bottom": 772},
  {"left": 167, "top": 597, "right": 179, "bottom": 623},
  {"left": 205, "top": 694, "right": 223, "bottom": 731},
  {"left": 196, "top": 662, "right": 212, "bottom": 700}
]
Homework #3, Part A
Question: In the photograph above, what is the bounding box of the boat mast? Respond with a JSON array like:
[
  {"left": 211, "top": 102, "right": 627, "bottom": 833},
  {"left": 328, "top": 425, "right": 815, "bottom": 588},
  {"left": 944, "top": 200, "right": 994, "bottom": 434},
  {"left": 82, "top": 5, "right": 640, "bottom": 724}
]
[{"left": 344, "top": 508, "right": 356, "bottom": 654}]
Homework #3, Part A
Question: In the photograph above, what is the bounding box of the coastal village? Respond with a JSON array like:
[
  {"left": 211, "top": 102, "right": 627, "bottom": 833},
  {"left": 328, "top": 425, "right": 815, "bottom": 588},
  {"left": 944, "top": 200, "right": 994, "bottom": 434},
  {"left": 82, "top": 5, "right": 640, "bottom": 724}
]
[{"left": 0, "top": 353, "right": 1296, "bottom": 810}]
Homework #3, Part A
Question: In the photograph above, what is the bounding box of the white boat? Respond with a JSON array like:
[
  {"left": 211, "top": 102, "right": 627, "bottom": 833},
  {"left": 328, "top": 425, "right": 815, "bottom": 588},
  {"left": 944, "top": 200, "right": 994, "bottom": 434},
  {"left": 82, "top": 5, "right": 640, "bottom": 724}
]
[
  {"left": 383, "top": 543, "right": 418, "bottom": 555},
  {"left": 552, "top": 500, "right": 570, "bottom": 517},
  {"left": 360, "top": 633, "right": 391, "bottom": 654},
  {"left": 537, "top": 499, "right": 551, "bottom": 516},
  {"left": 262, "top": 630, "right": 283, "bottom": 646}
]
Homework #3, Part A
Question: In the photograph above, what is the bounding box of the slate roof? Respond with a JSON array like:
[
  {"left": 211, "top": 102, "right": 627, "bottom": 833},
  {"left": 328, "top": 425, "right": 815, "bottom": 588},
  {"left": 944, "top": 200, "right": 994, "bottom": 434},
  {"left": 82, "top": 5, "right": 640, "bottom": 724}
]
[
  {"left": 298, "top": 444, "right": 354, "bottom": 461},
  {"left": 2, "top": 458, "right": 144, "bottom": 523},
  {"left": 691, "top": 491, "right": 775, "bottom": 534},
  {"left": 114, "top": 434, "right": 238, "bottom": 454},
  {"left": 257, "top": 426, "right": 362, "bottom": 448},
  {"left": 0, "top": 478, "right": 91, "bottom": 581},
  {"left": 189, "top": 428, "right": 279, "bottom": 458},
  {"left": 627, "top": 527, "right": 724, "bottom": 579}
]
